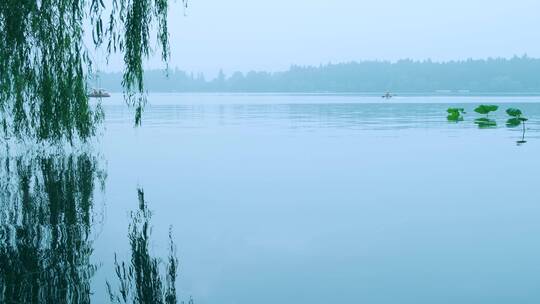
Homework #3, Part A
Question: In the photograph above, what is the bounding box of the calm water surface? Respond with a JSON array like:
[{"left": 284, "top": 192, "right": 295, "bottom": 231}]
[{"left": 2, "top": 94, "right": 540, "bottom": 303}]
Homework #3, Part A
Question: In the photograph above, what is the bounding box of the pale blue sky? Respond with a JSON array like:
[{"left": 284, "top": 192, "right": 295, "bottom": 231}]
[{"left": 105, "top": 0, "right": 540, "bottom": 76}]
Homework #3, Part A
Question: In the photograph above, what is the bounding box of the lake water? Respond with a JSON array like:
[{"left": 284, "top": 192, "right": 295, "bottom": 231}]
[{"left": 2, "top": 94, "right": 540, "bottom": 303}]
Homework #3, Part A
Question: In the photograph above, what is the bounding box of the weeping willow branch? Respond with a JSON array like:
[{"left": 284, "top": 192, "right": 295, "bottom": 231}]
[
  {"left": 0, "top": 0, "right": 187, "bottom": 142},
  {"left": 107, "top": 189, "right": 181, "bottom": 304}
]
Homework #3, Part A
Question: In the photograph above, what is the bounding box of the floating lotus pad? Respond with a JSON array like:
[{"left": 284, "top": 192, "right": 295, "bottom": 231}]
[
  {"left": 474, "top": 117, "right": 497, "bottom": 128},
  {"left": 474, "top": 105, "right": 499, "bottom": 115},
  {"left": 506, "top": 108, "right": 523, "bottom": 117},
  {"left": 505, "top": 108, "right": 528, "bottom": 127},
  {"left": 447, "top": 107, "right": 466, "bottom": 121}
]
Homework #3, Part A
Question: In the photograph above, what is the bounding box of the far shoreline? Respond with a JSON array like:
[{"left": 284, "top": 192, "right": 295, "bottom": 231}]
[{"left": 101, "top": 91, "right": 540, "bottom": 97}]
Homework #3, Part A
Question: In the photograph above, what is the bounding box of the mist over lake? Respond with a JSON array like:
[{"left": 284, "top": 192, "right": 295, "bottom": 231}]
[
  {"left": 95, "top": 57, "right": 540, "bottom": 94},
  {"left": 74, "top": 94, "right": 540, "bottom": 303},
  {"left": 2, "top": 0, "right": 540, "bottom": 302}
]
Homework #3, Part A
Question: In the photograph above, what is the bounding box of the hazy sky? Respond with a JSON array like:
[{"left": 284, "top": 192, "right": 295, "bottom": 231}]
[{"left": 105, "top": 0, "right": 540, "bottom": 76}]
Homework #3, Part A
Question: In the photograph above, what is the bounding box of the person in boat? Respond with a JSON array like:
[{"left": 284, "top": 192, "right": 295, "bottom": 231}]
[
  {"left": 382, "top": 92, "right": 393, "bottom": 99},
  {"left": 88, "top": 88, "right": 111, "bottom": 98}
]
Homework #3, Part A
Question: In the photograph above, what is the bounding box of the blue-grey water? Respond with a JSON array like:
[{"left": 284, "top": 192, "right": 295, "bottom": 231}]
[{"left": 4, "top": 94, "right": 540, "bottom": 303}]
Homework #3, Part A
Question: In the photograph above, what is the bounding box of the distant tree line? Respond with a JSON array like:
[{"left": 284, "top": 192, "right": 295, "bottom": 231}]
[{"left": 96, "top": 56, "right": 540, "bottom": 94}]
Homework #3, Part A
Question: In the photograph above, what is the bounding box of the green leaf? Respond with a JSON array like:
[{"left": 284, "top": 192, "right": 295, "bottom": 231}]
[
  {"left": 475, "top": 118, "right": 497, "bottom": 128},
  {"left": 474, "top": 105, "right": 489, "bottom": 114},
  {"left": 449, "top": 107, "right": 465, "bottom": 114},
  {"left": 506, "top": 108, "right": 522, "bottom": 117},
  {"left": 474, "top": 105, "right": 498, "bottom": 115},
  {"left": 487, "top": 105, "right": 499, "bottom": 112},
  {"left": 447, "top": 112, "right": 463, "bottom": 121},
  {"left": 506, "top": 118, "right": 521, "bottom": 127},
  {"left": 447, "top": 108, "right": 465, "bottom": 121}
]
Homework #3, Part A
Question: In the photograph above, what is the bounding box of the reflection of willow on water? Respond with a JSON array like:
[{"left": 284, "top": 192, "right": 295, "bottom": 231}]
[
  {"left": 107, "top": 189, "right": 185, "bottom": 304},
  {"left": 0, "top": 149, "right": 106, "bottom": 304}
]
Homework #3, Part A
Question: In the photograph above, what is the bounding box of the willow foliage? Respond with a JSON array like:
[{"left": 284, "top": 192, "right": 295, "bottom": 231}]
[
  {"left": 107, "top": 189, "right": 179, "bottom": 304},
  {"left": 0, "top": 151, "right": 106, "bottom": 303},
  {"left": 0, "top": 0, "right": 185, "bottom": 142}
]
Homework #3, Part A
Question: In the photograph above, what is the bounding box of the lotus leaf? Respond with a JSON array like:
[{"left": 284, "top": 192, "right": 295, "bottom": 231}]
[
  {"left": 506, "top": 108, "right": 522, "bottom": 117},
  {"left": 474, "top": 105, "right": 498, "bottom": 115}
]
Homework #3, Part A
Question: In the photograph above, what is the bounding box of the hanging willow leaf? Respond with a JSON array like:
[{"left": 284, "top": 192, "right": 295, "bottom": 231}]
[{"left": 0, "top": 0, "right": 187, "bottom": 142}]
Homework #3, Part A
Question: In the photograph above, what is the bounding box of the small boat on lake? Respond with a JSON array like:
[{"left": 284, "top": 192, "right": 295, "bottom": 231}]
[
  {"left": 88, "top": 88, "right": 111, "bottom": 98},
  {"left": 381, "top": 92, "right": 394, "bottom": 99}
]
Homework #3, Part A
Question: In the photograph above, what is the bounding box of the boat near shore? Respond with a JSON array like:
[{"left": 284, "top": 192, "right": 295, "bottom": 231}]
[{"left": 88, "top": 88, "right": 111, "bottom": 98}]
